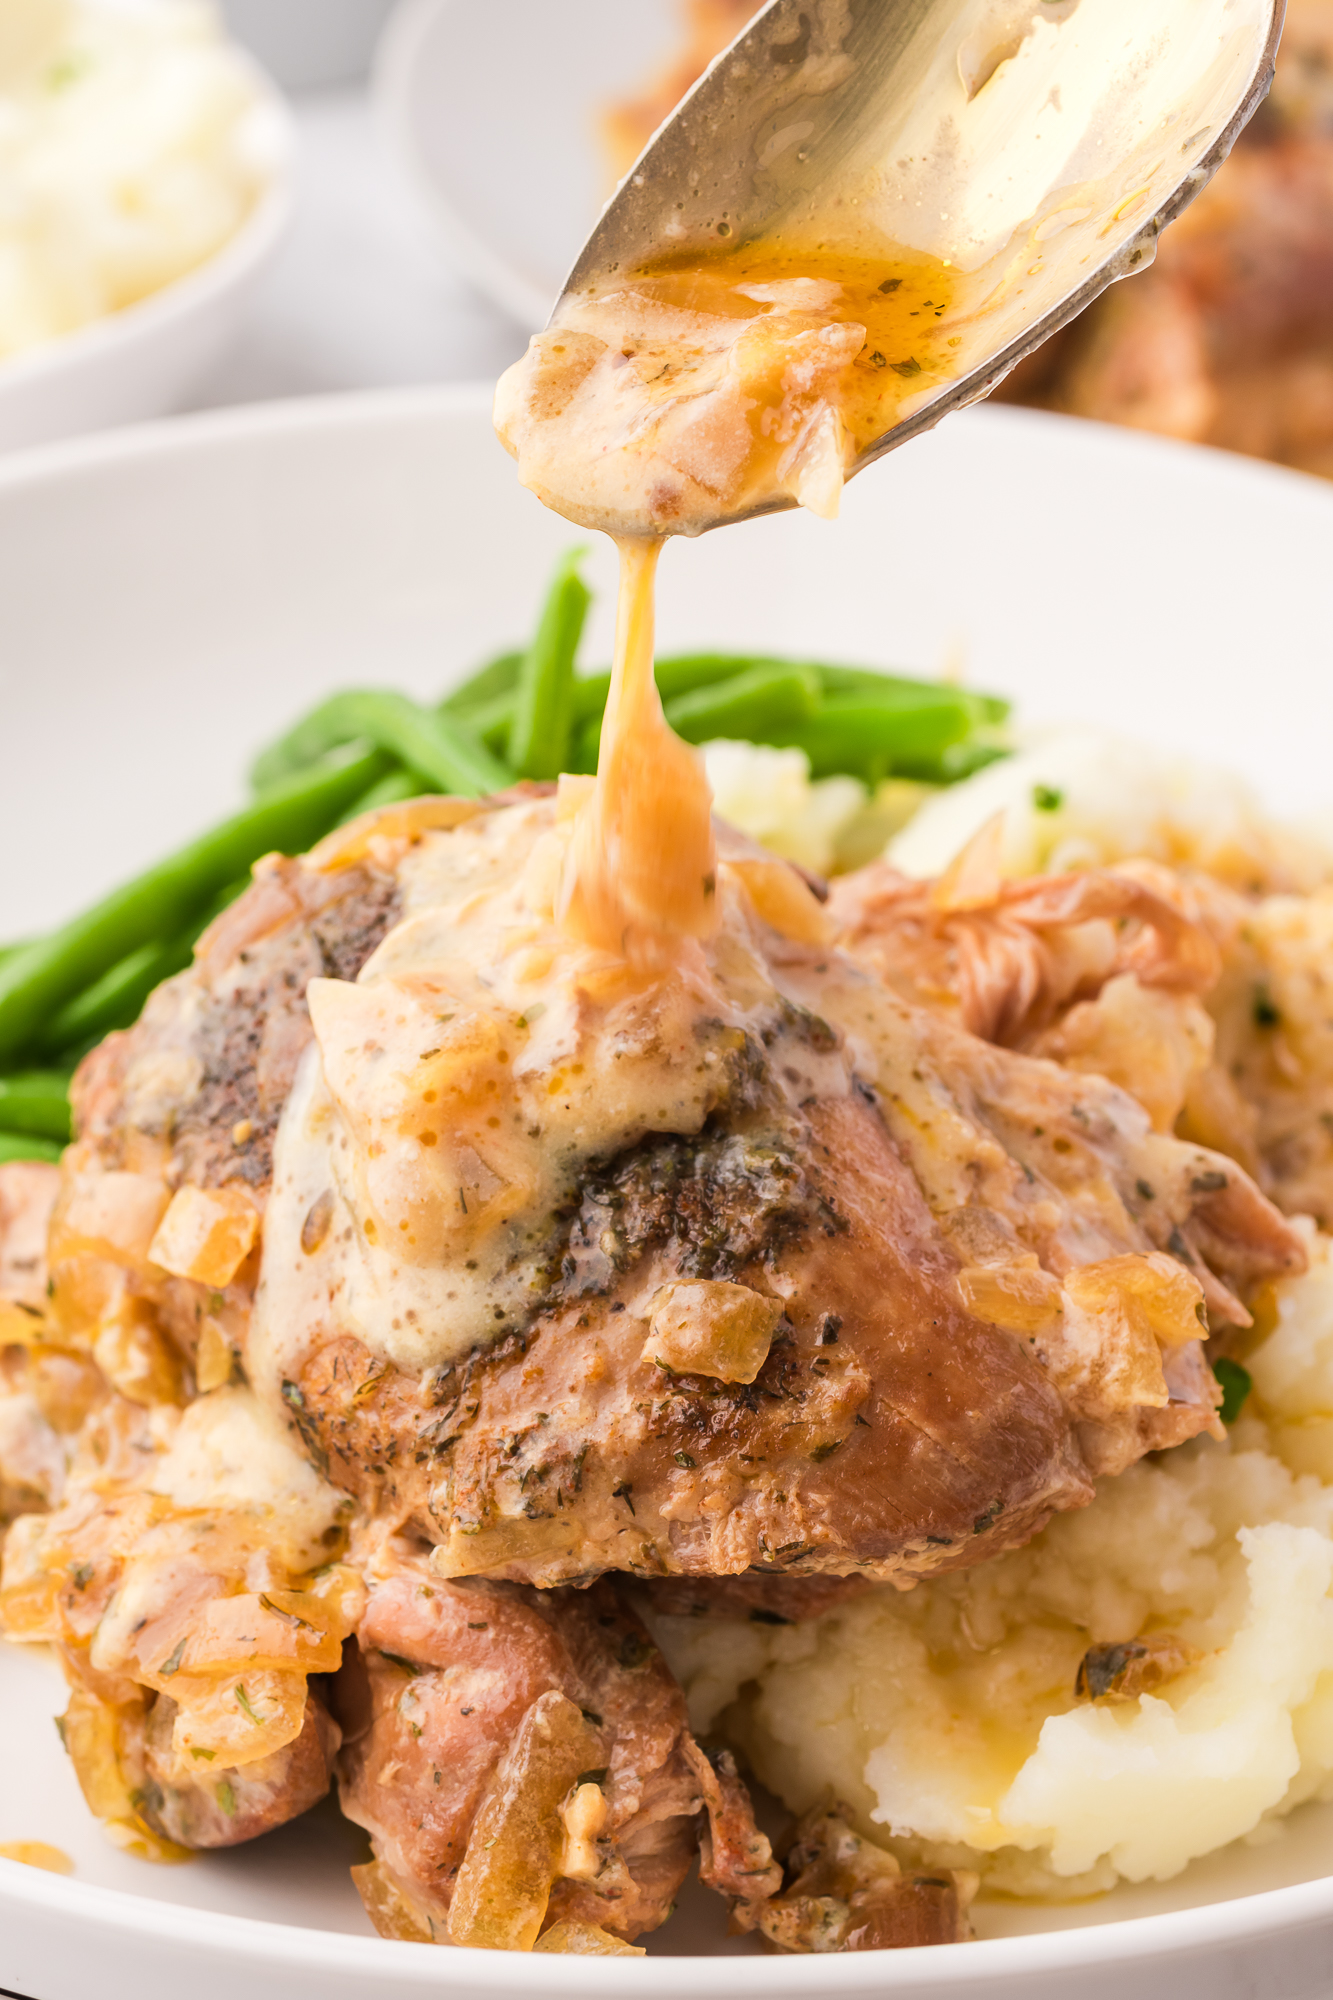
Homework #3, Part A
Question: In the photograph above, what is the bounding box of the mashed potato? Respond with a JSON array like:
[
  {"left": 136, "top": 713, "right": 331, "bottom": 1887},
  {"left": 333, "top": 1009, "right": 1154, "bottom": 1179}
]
[
  {"left": 889, "top": 728, "right": 1331, "bottom": 893},
  {"left": 648, "top": 1230, "right": 1333, "bottom": 1899},
  {"left": 0, "top": 0, "right": 273, "bottom": 364},
  {"left": 703, "top": 739, "right": 933, "bottom": 876}
]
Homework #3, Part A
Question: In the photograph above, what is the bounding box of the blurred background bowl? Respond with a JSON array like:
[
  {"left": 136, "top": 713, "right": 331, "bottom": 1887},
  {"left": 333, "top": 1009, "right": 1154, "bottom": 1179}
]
[
  {"left": 222, "top": 0, "right": 398, "bottom": 91},
  {"left": 0, "top": 73, "right": 294, "bottom": 457},
  {"left": 375, "top": 0, "right": 677, "bottom": 330}
]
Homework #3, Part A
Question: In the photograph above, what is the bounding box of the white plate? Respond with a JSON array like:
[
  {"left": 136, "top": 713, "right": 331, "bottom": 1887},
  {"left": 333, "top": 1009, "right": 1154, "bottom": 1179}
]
[
  {"left": 1, "top": 388, "right": 1333, "bottom": 1998},
  {"left": 375, "top": 0, "right": 679, "bottom": 329},
  {"left": 0, "top": 69, "right": 294, "bottom": 456}
]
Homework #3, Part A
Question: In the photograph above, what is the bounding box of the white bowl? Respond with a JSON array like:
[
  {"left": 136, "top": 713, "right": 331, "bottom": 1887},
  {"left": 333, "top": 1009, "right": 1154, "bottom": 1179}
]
[
  {"left": 1, "top": 388, "right": 1332, "bottom": 1997},
  {"left": 222, "top": 0, "right": 398, "bottom": 92},
  {"left": 375, "top": 0, "right": 679, "bottom": 328},
  {"left": 0, "top": 78, "right": 294, "bottom": 456}
]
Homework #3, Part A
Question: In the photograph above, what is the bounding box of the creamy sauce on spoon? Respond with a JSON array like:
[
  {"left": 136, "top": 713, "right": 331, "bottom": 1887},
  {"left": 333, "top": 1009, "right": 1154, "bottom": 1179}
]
[
  {"left": 496, "top": 241, "right": 958, "bottom": 537},
  {"left": 496, "top": 236, "right": 960, "bottom": 959}
]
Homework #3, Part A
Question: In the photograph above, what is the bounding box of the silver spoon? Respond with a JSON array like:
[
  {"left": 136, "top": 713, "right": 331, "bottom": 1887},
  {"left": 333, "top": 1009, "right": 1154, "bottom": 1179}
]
[{"left": 555, "top": 0, "right": 1284, "bottom": 515}]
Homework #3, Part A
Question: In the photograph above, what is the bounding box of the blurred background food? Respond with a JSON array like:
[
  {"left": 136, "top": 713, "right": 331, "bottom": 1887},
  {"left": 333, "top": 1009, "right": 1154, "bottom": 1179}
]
[
  {"left": 998, "top": 0, "right": 1333, "bottom": 481},
  {"left": 0, "top": 0, "right": 275, "bottom": 366},
  {"left": 600, "top": 0, "right": 760, "bottom": 180},
  {"left": 3, "top": 0, "right": 1331, "bottom": 479}
]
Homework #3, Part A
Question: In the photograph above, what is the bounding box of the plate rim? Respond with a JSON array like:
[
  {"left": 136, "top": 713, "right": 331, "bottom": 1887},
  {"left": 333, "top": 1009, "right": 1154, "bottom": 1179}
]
[
  {"left": 0, "top": 376, "right": 1329, "bottom": 509},
  {"left": 5, "top": 1822, "right": 1333, "bottom": 1988},
  {"left": 3, "top": 382, "right": 1333, "bottom": 1981}
]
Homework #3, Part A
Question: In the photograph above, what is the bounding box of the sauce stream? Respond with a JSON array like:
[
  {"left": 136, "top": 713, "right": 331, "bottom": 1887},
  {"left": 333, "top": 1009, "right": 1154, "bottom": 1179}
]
[
  {"left": 560, "top": 537, "right": 717, "bottom": 962},
  {"left": 496, "top": 234, "right": 963, "bottom": 955}
]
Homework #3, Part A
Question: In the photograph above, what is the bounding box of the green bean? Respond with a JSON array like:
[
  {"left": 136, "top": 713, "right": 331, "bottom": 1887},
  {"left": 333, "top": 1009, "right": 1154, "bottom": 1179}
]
[
  {"left": 457, "top": 691, "right": 519, "bottom": 756},
  {"left": 771, "top": 690, "right": 979, "bottom": 782},
  {"left": 568, "top": 651, "right": 1006, "bottom": 744},
  {"left": 0, "top": 1072, "right": 72, "bottom": 1142},
  {"left": 44, "top": 937, "right": 195, "bottom": 1057},
  {"left": 664, "top": 664, "right": 821, "bottom": 745},
  {"left": 570, "top": 653, "right": 758, "bottom": 730},
  {"left": 441, "top": 650, "right": 523, "bottom": 715},
  {"left": 250, "top": 692, "right": 507, "bottom": 798},
  {"left": 0, "top": 743, "right": 384, "bottom": 1067},
  {"left": 336, "top": 766, "right": 423, "bottom": 825},
  {"left": 509, "top": 550, "right": 590, "bottom": 782},
  {"left": 43, "top": 941, "right": 185, "bottom": 1056},
  {"left": 818, "top": 664, "right": 1009, "bottom": 724},
  {"left": 41, "top": 876, "right": 255, "bottom": 1061},
  {"left": 572, "top": 716, "right": 604, "bottom": 776},
  {"left": 0, "top": 1132, "right": 61, "bottom": 1165}
]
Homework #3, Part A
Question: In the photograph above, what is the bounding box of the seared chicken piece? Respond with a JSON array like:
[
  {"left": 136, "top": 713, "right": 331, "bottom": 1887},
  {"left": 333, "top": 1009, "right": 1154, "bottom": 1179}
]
[
  {"left": 53, "top": 852, "right": 400, "bottom": 1410},
  {"left": 747, "top": 1808, "right": 975, "bottom": 1952},
  {"left": 40, "top": 799, "right": 1302, "bottom": 1607},
  {"left": 336, "top": 1538, "right": 778, "bottom": 1943},
  {"left": 234, "top": 796, "right": 1299, "bottom": 1581},
  {"left": 827, "top": 848, "right": 1333, "bottom": 1232},
  {"left": 827, "top": 851, "right": 1226, "bottom": 1137},
  {"left": 827, "top": 856, "right": 1220, "bottom": 1052},
  {"left": 50, "top": 798, "right": 1301, "bottom": 1597}
]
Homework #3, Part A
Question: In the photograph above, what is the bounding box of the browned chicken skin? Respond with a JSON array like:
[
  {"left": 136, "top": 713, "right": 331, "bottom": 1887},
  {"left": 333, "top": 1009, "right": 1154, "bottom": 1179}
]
[
  {"left": 290, "top": 1087, "right": 1095, "bottom": 1590},
  {"left": 74, "top": 852, "right": 401, "bottom": 1202}
]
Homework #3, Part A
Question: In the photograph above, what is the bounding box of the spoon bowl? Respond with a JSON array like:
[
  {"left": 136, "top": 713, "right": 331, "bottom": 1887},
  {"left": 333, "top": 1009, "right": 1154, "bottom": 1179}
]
[{"left": 558, "top": 0, "right": 1284, "bottom": 511}]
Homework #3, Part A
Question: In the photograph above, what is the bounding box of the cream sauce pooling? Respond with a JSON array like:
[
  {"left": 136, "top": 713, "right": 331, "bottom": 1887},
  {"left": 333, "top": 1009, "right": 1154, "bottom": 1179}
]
[{"left": 252, "top": 798, "right": 851, "bottom": 1387}]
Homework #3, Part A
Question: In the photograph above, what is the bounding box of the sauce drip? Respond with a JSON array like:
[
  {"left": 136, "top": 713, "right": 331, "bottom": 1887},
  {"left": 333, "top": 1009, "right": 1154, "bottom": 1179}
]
[
  {"left": 494, "top": 233, "right": 962, "bottom": 957},
  {"left": 560, "top": 537, "right": 717, "bottom": 961}
]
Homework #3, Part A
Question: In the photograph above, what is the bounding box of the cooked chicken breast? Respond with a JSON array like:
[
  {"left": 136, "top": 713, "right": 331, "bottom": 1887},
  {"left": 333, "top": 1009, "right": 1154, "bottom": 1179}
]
[{"left": 50, "top": 797, "right": 1301, "bottom": 1602}]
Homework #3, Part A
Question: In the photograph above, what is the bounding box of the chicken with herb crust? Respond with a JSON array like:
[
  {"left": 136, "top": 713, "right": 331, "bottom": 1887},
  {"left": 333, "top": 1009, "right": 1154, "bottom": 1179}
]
[{"left": 0, "top": 786, "right": 1305, "bottom": 1951}]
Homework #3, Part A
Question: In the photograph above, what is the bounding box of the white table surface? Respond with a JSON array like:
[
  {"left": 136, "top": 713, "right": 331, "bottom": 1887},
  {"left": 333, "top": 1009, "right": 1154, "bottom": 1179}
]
[{"left": 187, "top": 89, "right": 528, "bottom": 411}]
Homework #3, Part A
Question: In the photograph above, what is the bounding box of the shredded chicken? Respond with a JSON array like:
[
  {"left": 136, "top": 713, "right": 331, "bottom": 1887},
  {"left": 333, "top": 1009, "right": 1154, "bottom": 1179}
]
[
  {"left": 742, "top": 1807, "right": 976, "bottom": 1952},
  {"left": 826, "top": 841, "right": 1333, "bottom": 1234},
  {"left": 335, "top": 1538, "right": 776, "bottom": 1942}
]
